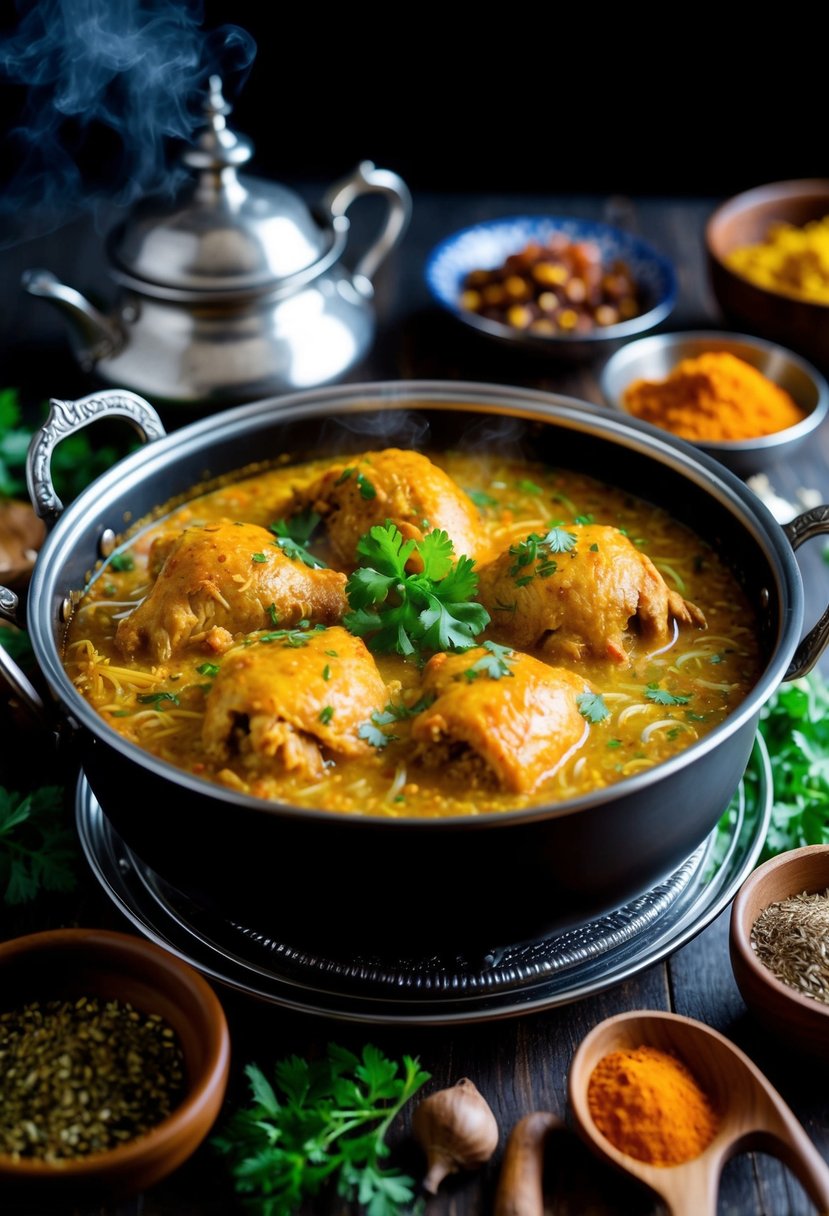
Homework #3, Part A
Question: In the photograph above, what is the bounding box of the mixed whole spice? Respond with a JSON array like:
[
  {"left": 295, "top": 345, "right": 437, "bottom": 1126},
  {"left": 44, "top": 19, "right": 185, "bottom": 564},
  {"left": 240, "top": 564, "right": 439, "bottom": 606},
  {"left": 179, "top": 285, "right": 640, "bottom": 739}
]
[
  {"left": 0, "top": 995, "right": 186, "bottom": 1160},
  {"left": 750, "top": 888, "right": 829, "bottom": 1004}
]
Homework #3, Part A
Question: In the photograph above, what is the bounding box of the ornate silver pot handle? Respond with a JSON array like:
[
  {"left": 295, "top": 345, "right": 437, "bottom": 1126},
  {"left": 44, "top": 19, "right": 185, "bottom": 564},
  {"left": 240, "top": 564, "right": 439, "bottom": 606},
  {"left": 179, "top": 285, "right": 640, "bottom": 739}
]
[{"left": 783, "top": 505, "right": 829, "bottom": 679}]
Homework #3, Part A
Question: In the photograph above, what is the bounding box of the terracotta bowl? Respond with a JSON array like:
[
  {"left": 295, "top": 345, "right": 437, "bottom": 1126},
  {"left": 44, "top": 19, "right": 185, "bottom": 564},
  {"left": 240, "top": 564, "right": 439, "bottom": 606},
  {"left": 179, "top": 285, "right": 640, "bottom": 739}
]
[
  {"left": 599, "top": 328, "right": 829, "bottom": 479},
  {"left": 0, "top": 927, "right": 230, "bottom": 1202},
  {"left": 730, "top": 845, "right": 829, "bottom": 1062},
  {"left": 706, "top": 179, "right": 829, "bottom": 372}
]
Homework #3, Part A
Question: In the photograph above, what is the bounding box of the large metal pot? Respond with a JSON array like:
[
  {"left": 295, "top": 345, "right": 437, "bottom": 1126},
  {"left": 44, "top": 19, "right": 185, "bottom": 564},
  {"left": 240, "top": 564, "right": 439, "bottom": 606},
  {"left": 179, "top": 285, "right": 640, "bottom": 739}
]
[{"left": 3, "top": 381, "right": 829, "bottom": 955}]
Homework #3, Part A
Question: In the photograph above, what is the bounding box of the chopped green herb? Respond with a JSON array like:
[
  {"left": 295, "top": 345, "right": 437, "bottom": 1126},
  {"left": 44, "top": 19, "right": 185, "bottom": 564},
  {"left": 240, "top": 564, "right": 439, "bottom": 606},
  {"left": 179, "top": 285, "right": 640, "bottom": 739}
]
[
  {"left": 109, "top": 552, "right": 134, "bottom": 572},
  {"left": 258, "top": 624, "right": 326, "bottom": 648},
  {"left": 251, "top": 552, "right": 268, "bottom": 564},
  {"left": 358, "top": 719, "right": 397, "bottom": 749},
  {"left": 104, "top": 582, "right": 117, "bottom": 596},
  {"left": 0, "top": 785, "right": 78, "bottom": 905},
  {"left": 196, "top": 662, "right": 220, "bottom": 678},
  {"left": 517, "top": 478, "right": 543, "bottom": 495},
  {"left": 211, "top": 1043, "right": 430, "bottom": 1216},
  {"left": 319, "top": 705, "right": 334, "bottom": 725},
  {"left": 267, "top": 602, "right": 279, "bottom": 625},
  {"left": 573, "top": 513, "right": 594, "bottom": 525},
  {"left": 645, "top": 689, "right": 687, "bottom": 706},
  {"left": 461, "top": 640, "right": 515, "bottom": 681},
  {"left": 589, "top": 543, "right": 599, "bottom": 552},
  {"left": 356, "top": 472, "right": 376, "bottom": 500},
  {"left": 577, "top": 691, "right": 610, "bottom": 723},
  {"left": 710, "top": 654, "right": 723, "bottom": 664},
  {"left": 322, "top": 664, "right": 331, "bottom": 681},
  {"left": 269, "top": 509, "right": 327, "bottom": 569},
  {"left": 335, "top": 467, "right": 354, "bottom": 485},
  {"left": 343, "top": 522, "right": 489, "bottom": 656},
  {"left": 137, "top": 691, "right": 180, "bottom": 707},
  {"left": 607, "top": 739, "right": 622, "bottom": 749},
  {"left": 324, "top": 649, "right": 339, "bottom": 657},
  {"left": 466, "top": 488, "right": 499, "bottom": 509}
]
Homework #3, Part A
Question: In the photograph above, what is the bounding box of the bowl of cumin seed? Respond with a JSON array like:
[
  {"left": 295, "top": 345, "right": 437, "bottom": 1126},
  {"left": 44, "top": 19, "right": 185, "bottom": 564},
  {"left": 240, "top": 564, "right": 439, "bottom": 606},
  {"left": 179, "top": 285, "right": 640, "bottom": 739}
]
[
  {"left": 0, "top": 927, "right": 230, "bottom": 1201},
  {"left": 730, "top": 844, "right": 829, "bottom": 1062}
]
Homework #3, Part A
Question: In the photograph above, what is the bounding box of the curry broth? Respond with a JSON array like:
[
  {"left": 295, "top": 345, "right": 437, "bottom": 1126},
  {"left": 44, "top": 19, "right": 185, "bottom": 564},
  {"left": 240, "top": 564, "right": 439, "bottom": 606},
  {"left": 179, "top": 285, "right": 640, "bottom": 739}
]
[{"left": 63, "top": 450, "right": 764, "bottom": 818}]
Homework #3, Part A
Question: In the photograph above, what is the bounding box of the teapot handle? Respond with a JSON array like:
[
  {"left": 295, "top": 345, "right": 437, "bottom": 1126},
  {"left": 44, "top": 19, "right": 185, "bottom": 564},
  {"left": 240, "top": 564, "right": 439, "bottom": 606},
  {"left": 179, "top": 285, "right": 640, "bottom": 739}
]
[{"left": 322, "top": 160, "right": 412, "bottom": 290}]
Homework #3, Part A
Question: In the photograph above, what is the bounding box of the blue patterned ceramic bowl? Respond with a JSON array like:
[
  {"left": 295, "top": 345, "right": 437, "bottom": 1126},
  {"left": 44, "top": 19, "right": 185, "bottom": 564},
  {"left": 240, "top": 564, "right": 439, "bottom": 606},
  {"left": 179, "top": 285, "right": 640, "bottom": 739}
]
[{"left": 425, "top": 215, "right": 677, "bottom": 360}]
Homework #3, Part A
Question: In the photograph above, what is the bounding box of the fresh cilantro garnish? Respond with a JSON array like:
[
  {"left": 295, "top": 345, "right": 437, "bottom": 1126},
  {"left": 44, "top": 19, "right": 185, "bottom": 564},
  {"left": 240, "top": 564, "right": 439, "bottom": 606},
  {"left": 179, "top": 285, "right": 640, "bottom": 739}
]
[
  {"left": 358, "top": 719, "right": 397, "bottom": 749},
  {"left": 645, "top": 684, "right": 691, "bottom": 706},
  {"left": 466, "top": 488, "right": 499, "bottom": 509},
  {"left": 258, "top": 624, "right": 326, "bottom": 648},
  {"left": 517, "top": 478, "right": 543, "bottom": 495},
  {"left": 251, "top": 552, "right": 268, "bottom": 563},
  {"left": 335, "top": 467, "right": 376, "bottom": 499},
  {"left": 269, "top": 509, "right": 327, "bottom": 569},
  {"left": 461, "top": 640, "right": 515, "bottom": 681},
  {"left": 573, "top": 513, "right": 595, "bottom": 525},
  {"left": 319, "top": 705, "right": 334, "bottom": 725},
  {"left": 577, "top": 691, "right": 610, "bottom": 723},
  {"left": 589, "top": 543, "right": 599, "bottom": 552},
  {"left": 343, "top": 522, "right": 489, "bottom": 656},
  {"left": 322, "top": 664, "right": 331, "bottom": 681},
  {"left": 211, "top": 1043, "right": 430, "bottom": 1216},
  {"left": 267, "top": 602, "right": 279, "bottom": 625},
  {"left": 541, "top": 526, "right": 578, "bottom": 553},
  {"left": 0, "top": 785, "right": 78, "bottom": 904},
  {"left": 507, "top": 527, "right": 576, "bottom": 586},
  {"left": 197, "top": 662, "right": 220, "bottom": 677},
  {"left": 109, "top": 551, "right": 134, "bottom": 572},
  {"left": 137, "top": 691, "right": 180, "bottom": 707},
  {"left": 757, "top": 669, "right": 829, "bottom": 860}
]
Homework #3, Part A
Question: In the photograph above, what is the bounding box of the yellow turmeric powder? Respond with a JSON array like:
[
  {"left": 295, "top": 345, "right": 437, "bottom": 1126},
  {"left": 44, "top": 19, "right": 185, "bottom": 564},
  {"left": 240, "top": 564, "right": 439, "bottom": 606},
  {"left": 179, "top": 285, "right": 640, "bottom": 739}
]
[
  {"left": 621, "top": 351, "right": 806, "bottom": 441},
  {"left": 726, "top": 215, "right": 829, "bottom": 304},
  {"left": 587, "top": 1044, "right": 719, "bottom": 1167}
]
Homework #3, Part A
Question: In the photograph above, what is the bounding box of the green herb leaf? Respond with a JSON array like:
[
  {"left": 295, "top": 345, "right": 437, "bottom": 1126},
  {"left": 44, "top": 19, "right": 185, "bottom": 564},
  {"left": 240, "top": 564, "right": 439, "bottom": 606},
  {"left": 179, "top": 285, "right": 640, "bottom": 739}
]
[
  {"left": 319, "top": 705, "right": 334, "bottom": 725},
  {"left": 343, "top": 522, "right": 489, "bottom": 656},
  {"left": 211, "top": 1042, "right": 430, "bottom": 1216},
  {"left": 461, "top": 640, "right": 515, "bottom": 681},
  {"left": 137, "top": 691, "right": 181, "bottom": 707},
  {"left": 757, "top": 669, "right": 829, "bottom": 860},
  {"left": 466, "top": 488, "right": 499, "bottom": 509},
  {"left": 251, "top": 552, "right": 268, "bottom": 563},
  {"left": 109, "top": 552, "right": 134, "bottom": 572},
  {"left": 645, "top": 684, "right": 691, "bottom": 706},
  {"left": 196, "top": 662, "right": 220, "bottom": 677},
  {"left": 269, "top": 509, "right": 327, "bottom": 569},
  {"left": 577, "top": 691, "right": 610, "bottom": 723},
  {"left": 0, "top": 785, "right": 78, "bottom": 904}
]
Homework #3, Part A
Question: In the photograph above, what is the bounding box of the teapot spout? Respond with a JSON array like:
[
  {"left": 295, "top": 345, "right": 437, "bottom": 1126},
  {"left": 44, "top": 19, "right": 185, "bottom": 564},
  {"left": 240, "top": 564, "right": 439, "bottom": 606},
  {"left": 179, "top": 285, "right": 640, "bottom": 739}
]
[{"left": 21, "top": 268, "right": 123, "bottom": 370}]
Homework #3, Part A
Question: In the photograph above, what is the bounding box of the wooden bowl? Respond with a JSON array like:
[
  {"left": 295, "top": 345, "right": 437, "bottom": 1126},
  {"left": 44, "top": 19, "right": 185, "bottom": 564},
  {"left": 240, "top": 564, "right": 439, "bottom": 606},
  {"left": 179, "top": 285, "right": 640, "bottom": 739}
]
[
  {"left": 706, "top": 179, "right": 829, "bottom": 372},
  {"left": 0, "top": 928, "right": 230, "bottom": 1202},
  {"left": 730, "top": 845, "right": 829, "bottom": 1062}
]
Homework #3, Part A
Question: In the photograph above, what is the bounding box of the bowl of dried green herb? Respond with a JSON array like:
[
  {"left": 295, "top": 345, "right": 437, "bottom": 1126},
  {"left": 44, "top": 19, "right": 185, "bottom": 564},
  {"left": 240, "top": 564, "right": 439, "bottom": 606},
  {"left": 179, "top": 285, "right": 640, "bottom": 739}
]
[
  {"left": 0, "top": 927, "right": 230, "bottom": 1201},
  {"left": 730, "top": 844, "right": 829, "bottom": 1062}
]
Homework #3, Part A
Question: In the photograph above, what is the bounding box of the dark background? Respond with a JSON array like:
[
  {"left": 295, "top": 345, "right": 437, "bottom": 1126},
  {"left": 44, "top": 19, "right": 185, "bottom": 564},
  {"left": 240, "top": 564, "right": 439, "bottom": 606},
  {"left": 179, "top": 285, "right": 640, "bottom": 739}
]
[{"left": 1, "top": 0, "right": 827, "bottom": 219}]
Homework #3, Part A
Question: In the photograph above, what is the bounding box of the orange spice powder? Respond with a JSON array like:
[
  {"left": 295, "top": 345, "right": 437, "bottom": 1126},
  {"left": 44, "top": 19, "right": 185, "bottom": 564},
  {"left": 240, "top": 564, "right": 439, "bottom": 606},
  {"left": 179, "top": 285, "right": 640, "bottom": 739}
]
[
  {"left": 587, "top": 1044, "right": 719, "bottom": 1166},
  {"left": 622, "top": 351, "right": 807, "bottom": 441}
]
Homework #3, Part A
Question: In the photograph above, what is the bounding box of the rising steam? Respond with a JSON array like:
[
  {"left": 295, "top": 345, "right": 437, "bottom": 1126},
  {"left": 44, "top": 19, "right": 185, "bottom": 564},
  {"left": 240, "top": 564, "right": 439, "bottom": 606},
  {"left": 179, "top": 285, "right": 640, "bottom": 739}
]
[{"left": 0, "top": 0, "right": 256, "bottom": 242}]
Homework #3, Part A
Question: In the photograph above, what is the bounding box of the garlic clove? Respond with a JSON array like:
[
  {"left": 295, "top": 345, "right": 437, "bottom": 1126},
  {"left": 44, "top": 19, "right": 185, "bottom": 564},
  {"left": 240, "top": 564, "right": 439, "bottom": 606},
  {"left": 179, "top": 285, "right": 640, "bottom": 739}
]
[{"left": 411, "top": 1076, "right": 499, "bottom": 1194}]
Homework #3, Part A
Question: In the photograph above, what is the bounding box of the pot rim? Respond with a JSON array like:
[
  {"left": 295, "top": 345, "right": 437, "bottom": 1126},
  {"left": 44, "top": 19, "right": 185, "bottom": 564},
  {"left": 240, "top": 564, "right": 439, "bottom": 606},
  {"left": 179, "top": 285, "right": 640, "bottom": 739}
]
[{"left": 25, "top": 378, "right": 805, "bottom": 830}]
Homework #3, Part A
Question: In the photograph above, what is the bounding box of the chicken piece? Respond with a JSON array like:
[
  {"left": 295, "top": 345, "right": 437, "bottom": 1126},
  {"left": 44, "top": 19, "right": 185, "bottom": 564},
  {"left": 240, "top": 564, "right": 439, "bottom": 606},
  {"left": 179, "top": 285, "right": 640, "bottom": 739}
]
[
  {"left": 410, "top": 647, "right": 591, "bottom": 793},
  {"left": 291, "top": 448, "right": 486, "bottom": 567},
  {"left": 115, "top": 519, "right": 348, "bottom": 662},
  {"left": 201, "top": 626, "right": 387, "bottom": 780},
  {"left": 477, "top": 523, "right": 706, "bottom": 664}
]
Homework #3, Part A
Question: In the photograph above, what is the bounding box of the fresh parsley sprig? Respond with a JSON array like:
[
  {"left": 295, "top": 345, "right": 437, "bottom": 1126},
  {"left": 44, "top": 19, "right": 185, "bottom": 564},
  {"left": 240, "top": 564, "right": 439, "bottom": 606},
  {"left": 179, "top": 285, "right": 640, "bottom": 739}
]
[
  {"left": 344, "top": 522, "right": 490, "bottom": 656},
  {"left": 212, "top": 1042, "right": 430, "bottom": 1216},
  {"left": 0, "top": 785, "right": 78, "bottom": 904},
  {"left": 758, "top": 669, "right": 829, "bottom": 860}
]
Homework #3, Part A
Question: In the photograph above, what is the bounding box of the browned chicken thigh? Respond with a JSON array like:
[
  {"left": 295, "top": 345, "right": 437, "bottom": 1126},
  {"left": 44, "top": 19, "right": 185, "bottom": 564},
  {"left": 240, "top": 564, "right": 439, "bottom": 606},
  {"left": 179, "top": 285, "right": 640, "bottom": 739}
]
[
  {"left": 202, "top": 626, "right": 387, "bottom": 780},
  {"left": 115, "top": 519, "right": 347, "bottom": 662},
  {"left": 290, "top": 448, "right": 486, "bottom": 567},
  {"left": 477, "top": 523, "right": 706, "bottom": 663},
  {"left": 410, "top": 646, "right": 592, "bottom": 793}
]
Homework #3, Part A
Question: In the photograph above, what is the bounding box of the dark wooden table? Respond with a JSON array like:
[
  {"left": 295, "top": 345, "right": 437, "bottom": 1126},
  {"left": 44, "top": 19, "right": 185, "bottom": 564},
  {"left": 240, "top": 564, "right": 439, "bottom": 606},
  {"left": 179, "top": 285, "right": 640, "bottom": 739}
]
[{"left": 2, "top": 190, "right": 829, "bottom": 1215}]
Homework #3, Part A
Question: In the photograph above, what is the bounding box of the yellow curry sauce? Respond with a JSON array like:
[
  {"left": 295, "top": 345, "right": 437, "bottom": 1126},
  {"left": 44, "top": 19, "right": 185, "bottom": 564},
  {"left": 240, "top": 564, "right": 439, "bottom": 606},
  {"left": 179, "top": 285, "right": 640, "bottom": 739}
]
[{"left": 62, "top": 449, "right": 763, "bottom": 819}]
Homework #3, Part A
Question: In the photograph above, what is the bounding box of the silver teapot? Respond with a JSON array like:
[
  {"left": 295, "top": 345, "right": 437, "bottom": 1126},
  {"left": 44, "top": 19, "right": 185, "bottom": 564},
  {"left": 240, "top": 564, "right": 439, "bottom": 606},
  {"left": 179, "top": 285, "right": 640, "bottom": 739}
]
[{"left": 22, "top": 77, "right": 411, "bottom": 406}]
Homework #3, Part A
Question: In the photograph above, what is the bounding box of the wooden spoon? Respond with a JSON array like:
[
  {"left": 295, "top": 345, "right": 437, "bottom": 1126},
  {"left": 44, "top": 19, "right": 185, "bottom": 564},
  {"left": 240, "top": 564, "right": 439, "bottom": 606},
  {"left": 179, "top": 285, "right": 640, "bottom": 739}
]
[{"left": 568, "top": 1009, "right": 829, "bottom": 1216}]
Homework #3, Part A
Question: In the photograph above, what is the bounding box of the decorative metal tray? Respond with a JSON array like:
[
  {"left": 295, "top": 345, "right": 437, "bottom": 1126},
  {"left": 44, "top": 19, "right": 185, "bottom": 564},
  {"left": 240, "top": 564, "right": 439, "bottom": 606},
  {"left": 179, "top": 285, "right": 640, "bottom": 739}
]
[{"left": 76, "top": 735, "right": 770, "bottom": 1025}]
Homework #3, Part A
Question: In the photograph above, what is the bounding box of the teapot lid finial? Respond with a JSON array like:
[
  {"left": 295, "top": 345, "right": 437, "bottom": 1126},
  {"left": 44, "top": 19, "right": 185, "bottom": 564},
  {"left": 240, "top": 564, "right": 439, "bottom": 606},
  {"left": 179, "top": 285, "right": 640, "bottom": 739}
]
[{"left": 181, "top": 75, "right": 253, "bottom": 173}]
